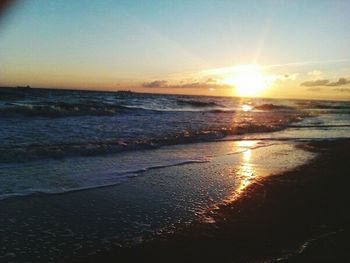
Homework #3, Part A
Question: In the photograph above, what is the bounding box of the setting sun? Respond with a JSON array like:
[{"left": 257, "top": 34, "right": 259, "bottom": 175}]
[
  {"left": 223, "top": 64, "right": 272, "bottom": 97},
  {"left": 1, "top": 1, "right": 350, "bottom": 261}
]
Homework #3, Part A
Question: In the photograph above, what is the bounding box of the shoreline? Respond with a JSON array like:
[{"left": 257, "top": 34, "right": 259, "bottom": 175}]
[
  {"left": 73, "top": 139, "right": 350, "bottom": 262},
  {"left": 0, "top": 139, "right": 314, "bottom": 262}
]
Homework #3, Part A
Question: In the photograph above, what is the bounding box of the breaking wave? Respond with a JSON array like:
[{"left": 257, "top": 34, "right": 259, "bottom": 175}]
[
  {"left": 0, "top": 102, "right": 133, "bottom": 117},
  {"left": 297, "top": 101, "right": 350, "bottom": 110},
  {"left": 0, "top": 157, "right": 211, "bottom": 200},
  {"left": 0, "top": 113, "right": 305, "bottom": 163},
  {"left": 254, "top": 103, "right": 294, "bottom": 111},
  {"left": 176, "top": 99, "right": 224, "bottom": 108}
]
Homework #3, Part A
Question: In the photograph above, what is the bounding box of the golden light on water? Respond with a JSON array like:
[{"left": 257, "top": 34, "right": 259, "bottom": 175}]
[
  {"left": 218, "top": 140, "right": 258, "bottom": 208},
  {"left": 237, "top": 140, "right": 257, "bottom": 149},
  {"left": 222, "top": 64, "right": 274, "bottom": 97},
  {"left": 241, "top": 104, "right": 252, "bottom": 112},
  {"left": 236, "top": 140, "right": 256, "bottom": 193}
]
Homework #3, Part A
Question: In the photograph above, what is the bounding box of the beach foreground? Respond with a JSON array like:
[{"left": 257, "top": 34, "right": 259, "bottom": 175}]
[
  {"left": 73, "top": 139, "right": 350, "bottom": 263},
  {"left": 1, "top": 89, "right": 349, "bottom": 262}
]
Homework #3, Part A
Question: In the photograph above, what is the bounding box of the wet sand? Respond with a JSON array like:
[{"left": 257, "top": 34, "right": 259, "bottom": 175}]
[
  {"left": 0, "top": 140, "right": 314, "bottom": 262},
  {"left": 73, "top": 139, "right": 350, "bottom": 262}
]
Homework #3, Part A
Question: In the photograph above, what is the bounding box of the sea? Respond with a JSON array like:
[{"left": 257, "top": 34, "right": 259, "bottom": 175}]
[
  {"left": 0, "top": 87, "right": 349, "bottom": 199},
  {"left": 1, "top": 87, "right": 350, "bottom": 260}
]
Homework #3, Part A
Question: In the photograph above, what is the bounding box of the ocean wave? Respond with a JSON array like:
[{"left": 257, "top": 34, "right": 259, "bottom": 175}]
[
  {"left": 129, "top": 106, "right": 235, "bottom": 113},
  {"left": 208, "top": 109, "right": 236, "bottom": 113},
  {"left": 0, "top": 101, "right": 234, "bottom": 117},
  {"left": 313, "top": 104, "right": 350, "bottom": 110},
  {"left": 296, "top": 102, "right": 350, "bottom": 110},
  {"left": 254, "top": 103, "right": 294, "bottom": 111},
  {"left": 0, "top": 158, "right": 211, "bottom": 200},
  {"left": 0, "top": 102, "right": 133, "bottom": 117},
  {"left": 0, "top": 113, "right": 305, "bottom": 163},
  {"left": 176, "top": 99, "right": 224, "bottom": 108}
]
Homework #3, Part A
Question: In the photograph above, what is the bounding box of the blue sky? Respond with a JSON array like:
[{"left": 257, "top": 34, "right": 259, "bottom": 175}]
[{"left": 0, "top": 0, "right": 349, "bottom": 99}]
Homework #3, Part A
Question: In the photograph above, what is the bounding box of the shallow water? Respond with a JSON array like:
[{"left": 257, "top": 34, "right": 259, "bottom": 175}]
[
  {"left": 0, "top": 88, "right": 306, "bottom": 165},
  {"left": 0, "top": 140, "right": 314, "bottom": 261},
  {"left": 1, "top": 88, "right": 349, "bottom": 198}
]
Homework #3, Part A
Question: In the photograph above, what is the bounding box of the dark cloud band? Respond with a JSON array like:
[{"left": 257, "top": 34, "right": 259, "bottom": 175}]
[{"left": 301, "top": 78, "right": 350, "bottom": 87}]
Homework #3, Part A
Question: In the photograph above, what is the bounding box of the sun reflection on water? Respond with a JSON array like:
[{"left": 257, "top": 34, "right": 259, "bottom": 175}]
[
  {"left": 234, "top": 140, "right": 258, "bottom": 197},
  {"left": 238, "top": 142, "right": 255, "bottom": 191},
  {"left": 204, "top": 140, "right": 260, "bottom": 222},
  {"left": 241, "top": 104, "right": 252, "bottom": 112}
]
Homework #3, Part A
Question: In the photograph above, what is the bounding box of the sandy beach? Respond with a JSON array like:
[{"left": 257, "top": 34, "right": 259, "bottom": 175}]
[
  {"left": 1, "top": 1, "right": 350, "bottom": 262},
  {"left": 70, "top": 139, "right": 350, "bottom": 262},
  {"left": 0, "top": 139, "right": 315, "bottom": 262}
]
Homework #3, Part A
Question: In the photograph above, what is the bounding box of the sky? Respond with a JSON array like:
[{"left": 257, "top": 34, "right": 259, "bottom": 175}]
[{"left": 0, "top": 0, "right": 349, "bottom": 100}]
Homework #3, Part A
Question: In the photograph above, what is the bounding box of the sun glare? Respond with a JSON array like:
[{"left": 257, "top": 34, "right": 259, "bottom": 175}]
[
  {"left": 241, "top": 104, "right": 252, "bottom": 112},
  {"left": 223, "top": 64, "right": 272, "bottom": 97}
]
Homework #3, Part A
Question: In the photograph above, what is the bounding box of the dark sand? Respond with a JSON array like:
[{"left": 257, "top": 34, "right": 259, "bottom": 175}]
[{"left": 72, "top": 139, "right": 350, "bottom": 262}]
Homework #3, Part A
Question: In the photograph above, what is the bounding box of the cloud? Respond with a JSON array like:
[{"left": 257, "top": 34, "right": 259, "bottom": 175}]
[
  {"left": 326, "top": 78, "right": 350, "bottom": 86},
  {"left": 301, "top": 79, "right": 330, "bottom": 87},
  {"left": 301, "top": 77, "right": 350, "bottom": 87},
  {"left": 171, "top": 82, "right": 219, "bottom": 89},
  {"left": 334, "top": 88, "right": 350, "bottom": 92},
  {"left": 142, "top": 79, "right": 228, "bottom": 89},
  {"left": 205, "top": 77, "right": 217, "bottom": 84},
  {"left": 282, "top": 73, "right": 299, "bottom": 80},
  {"left": 142, "top": 80, "right": 168, "bottom": 88}
]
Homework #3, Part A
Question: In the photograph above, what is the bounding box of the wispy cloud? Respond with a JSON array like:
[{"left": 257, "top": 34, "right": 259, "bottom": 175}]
[
  {"left": 301, "top": 79, "right": 330, "bottom": 87},
  {"left": 142, "top": 80, "right": 168, "bottom": 88},
  {"left": 142, "top": 79, "right": 229, "bottom": 89},
  {"left": 334, "top": 88, "right": 350, "bottom": 93},
  {"left": 326, "top": 78, "right": 350, "bottom": 86},
  {"left": 301, "top": 77, "right": 350, "bottom": 87}
]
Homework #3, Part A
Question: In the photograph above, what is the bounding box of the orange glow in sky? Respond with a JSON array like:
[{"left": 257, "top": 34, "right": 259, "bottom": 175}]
[
  {"left": 220, "top": 64, "right": 274, "bottom": 97},
  {"left": 0, "top": 1, "right": 349, "bottom": 100}
]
